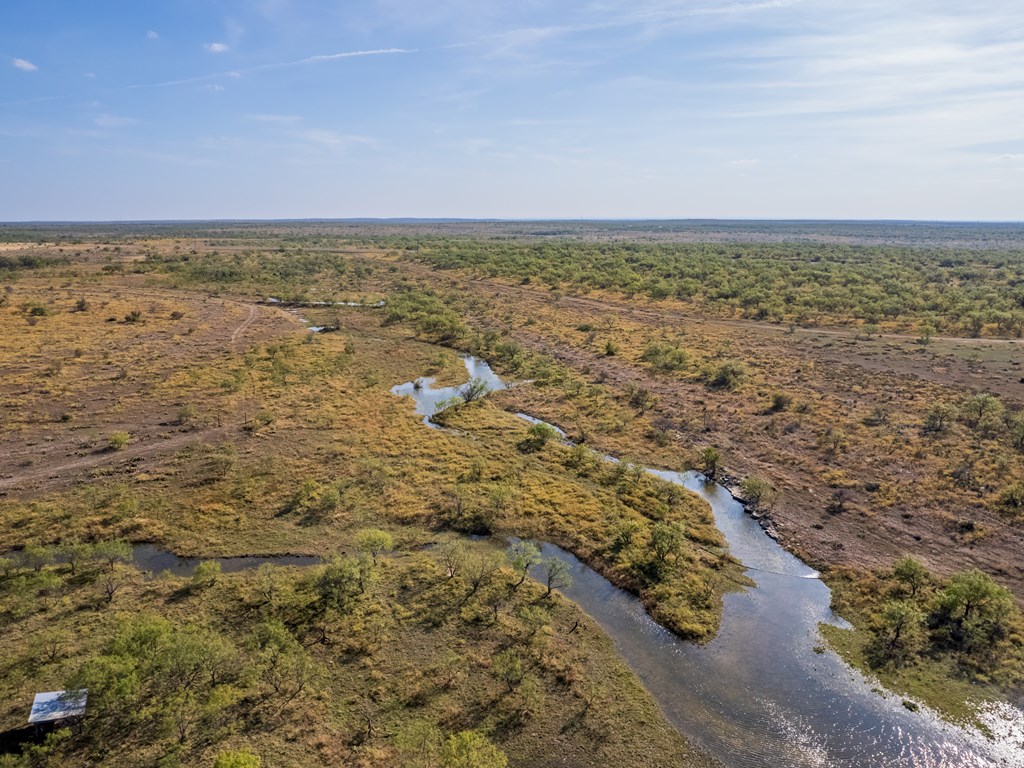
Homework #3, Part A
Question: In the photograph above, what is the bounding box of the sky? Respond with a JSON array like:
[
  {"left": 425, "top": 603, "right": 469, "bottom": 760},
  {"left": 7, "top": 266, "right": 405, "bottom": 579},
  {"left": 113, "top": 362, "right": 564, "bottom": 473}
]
[{"left": 2, "top": 0, "right": 1023, "bottom": 221}]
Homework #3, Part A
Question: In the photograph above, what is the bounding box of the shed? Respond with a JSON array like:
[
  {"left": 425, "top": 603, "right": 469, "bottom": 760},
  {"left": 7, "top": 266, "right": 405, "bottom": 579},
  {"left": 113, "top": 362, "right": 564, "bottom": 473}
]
[{"left": 27, "top": 690, "right": 87, "bottom": 725}]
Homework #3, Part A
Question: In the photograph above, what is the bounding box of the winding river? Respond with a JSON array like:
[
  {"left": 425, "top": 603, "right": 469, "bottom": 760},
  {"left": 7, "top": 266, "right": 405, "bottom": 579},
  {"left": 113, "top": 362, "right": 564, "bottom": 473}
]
[{"left": 393, "top": 356, "right": 1024, "bottom": 768}]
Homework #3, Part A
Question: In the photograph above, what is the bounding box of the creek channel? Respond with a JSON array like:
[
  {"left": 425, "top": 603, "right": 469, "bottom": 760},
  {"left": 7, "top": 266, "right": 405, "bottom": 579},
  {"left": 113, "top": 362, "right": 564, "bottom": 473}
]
[{"left": 391, "top": 355, "right": 1024, "bottom": 768}]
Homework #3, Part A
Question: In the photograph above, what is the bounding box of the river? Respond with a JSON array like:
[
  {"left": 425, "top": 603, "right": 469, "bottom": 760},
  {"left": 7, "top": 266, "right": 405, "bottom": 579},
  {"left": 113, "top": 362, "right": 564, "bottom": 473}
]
[{"left": 393, "top": 355, "right": 1024, "bottom": 768}]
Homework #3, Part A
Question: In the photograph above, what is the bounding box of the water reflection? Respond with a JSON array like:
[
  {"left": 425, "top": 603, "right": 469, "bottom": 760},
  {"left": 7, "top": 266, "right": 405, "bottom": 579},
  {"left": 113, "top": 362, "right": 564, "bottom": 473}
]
[{"left": 395, "top": 356, "right": 1024, "bottom": 768}]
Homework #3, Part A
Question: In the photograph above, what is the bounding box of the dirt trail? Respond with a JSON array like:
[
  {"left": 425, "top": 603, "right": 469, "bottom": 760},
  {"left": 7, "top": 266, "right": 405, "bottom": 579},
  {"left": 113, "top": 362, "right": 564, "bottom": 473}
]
[
  {"left": 0, "top": 426, "right": 233, "bottom": 494},
  {"left": 230, "top": 303, "right": 258, "bottom": 351},
  {"left": 465, "top": 277, "right": 1024, "bottom": 347},
  {"left": 0, "top": 287, "right": 301, "bottom": 496}
]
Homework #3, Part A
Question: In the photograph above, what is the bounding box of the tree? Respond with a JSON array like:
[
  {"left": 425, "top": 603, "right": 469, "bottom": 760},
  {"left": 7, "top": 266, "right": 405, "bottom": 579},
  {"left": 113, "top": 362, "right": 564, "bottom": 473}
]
[
  {"left": 872, "top": 600, "right": 925, "bottom": 664},
  {"left": 441, "top": 731, "right": 508, "bottom": 768},
  {"left": 628, "top": 386, "right": 657, "bottom": 414},
  {"left": 440, "top": 542, "right": 466, "bottom": 581},
  {"left": 213, "top": 750, "right": 261, "bottom": 768},
  {"left": 610, "top": 520, "right": 641, "bottom": 553},
  {"left": 313, "top": 556, "right": 366, "bottom": 615},
  {"left": 21, "top": 544, "right": 53, "bottom": 572},
  {"left": 540, "top": 557, "right": 572, "bottom": 598},
  {"left": 704, "top": 361, "right": 745, "bottom": 390},
  {"left": 518, "top": 605, "right": 550, "bottom": 641},
  {"left": 1000, "top": 482, "right": 1024, "bottom": 514},
  {"left": 464, "top": 552, "right": 501, "bottom": 598},
  {"left": 191, "top": 560, "right": 222, "bottom": 590},
  {"left": 108, "top": 431, "right": 131, "bottom": 450},
  {"left": 101, "top": 573, "right": 124, "bottom": 603},
  {"left": 937, "top": 569, "right": 1015, "bottom": 654},
  {"left": 59, "top": 538, "right": 93, "bottom": 575},
  {"left": 356, "top": 529, "right": 394, "bottom": 563},
  {"left": 739, "top": 477, "right": 778, "bottom": 512},
  {"left": 961, "top": 393, "right": 1003, "bottom": 431},
  {"left": 892, "top": 556, "right": 929, "bottom": 598},
  {"left": 251, "top": 620, "right": 313, "bottom": 708},
  {"left": 650, "top": 522, "right": 685, "bottom": 563},
  {"left": 818, "top": 428, "right": 847, "bottom": 456},
  {"left": 922, "top": 404, "right": 955, "bottom": 436},
  {"left": 394, "top": 720, "right": 442, "bottom": 768},
  {"left": 518, "top": 422, "right": 559, "bottom": 453},
  {"left": 458, "top": 377, "right": 490, "bottom": 403},
  {"left": 506, "top": 541, "right": 541, "bottom": 591},
  {"left": 697, "top": 447, "right": 721, "bottom": 479},
  {"left": 492, "top": 649, "right": 525, "bottom": 693},
  {"left": 93, "top": 539, "right": 133, "bottom": 571},
  {"left": 177, "top": 404, "right": 198, "bottom": 426}
]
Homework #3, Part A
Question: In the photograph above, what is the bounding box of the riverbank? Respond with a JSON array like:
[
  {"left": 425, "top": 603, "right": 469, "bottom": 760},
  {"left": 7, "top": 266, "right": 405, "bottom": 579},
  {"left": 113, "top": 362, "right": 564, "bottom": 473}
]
[{"left": 393, "top": 354, "right": 1024, "bottom": 767}]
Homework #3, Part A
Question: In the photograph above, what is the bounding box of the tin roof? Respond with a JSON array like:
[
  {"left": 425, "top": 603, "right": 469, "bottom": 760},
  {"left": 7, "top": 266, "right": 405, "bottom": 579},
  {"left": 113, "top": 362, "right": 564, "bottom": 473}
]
[{"left": 28, "top": 690, "right": 87, "bottom": 724}]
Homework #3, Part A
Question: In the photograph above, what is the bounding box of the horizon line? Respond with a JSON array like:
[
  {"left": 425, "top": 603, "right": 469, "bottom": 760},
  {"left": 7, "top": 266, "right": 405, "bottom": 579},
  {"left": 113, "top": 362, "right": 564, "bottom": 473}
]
[{"left": 2, "top": 217, "right": 1023, "bottom": 226}]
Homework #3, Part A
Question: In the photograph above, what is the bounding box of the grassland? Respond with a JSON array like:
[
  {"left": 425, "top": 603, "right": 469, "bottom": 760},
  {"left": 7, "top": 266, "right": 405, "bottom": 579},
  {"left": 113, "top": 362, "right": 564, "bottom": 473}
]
[
  {"left": 0, "top": 242, "right": 732, "bottom": 766},
  {"left": 2, "top": 221, "right": 1023, "bottom": 762}
]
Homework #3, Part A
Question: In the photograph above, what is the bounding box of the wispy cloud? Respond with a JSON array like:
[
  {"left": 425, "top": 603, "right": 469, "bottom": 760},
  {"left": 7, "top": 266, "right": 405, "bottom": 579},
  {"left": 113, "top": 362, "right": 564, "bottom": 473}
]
[
  {"left": 205, "top": 42, "right": 230, "bottom": 53},
  {"left": 12, "top": 58, "right": 38, "bottom": 72},
  {"left": 252, "top": 48, "right": 416, "bottom": 71},
  {"left": 147, "top": 30, "right": 159, "bottom": 40},
  {"left": 126, "top": 47, "right": 415, "bottom": 92}
]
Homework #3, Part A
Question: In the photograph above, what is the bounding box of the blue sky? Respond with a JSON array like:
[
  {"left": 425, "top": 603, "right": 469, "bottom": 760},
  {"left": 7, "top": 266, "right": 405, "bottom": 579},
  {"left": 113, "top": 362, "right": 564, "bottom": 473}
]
[{"left": 2, "top": 0, "right": 1023, "bottom": 221}]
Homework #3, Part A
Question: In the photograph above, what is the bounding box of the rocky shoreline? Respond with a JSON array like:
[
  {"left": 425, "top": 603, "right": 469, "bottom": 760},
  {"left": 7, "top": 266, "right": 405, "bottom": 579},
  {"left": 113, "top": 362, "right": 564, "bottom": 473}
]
[{"left": 718, "top": 472, "right": 781, "bottom": 541}]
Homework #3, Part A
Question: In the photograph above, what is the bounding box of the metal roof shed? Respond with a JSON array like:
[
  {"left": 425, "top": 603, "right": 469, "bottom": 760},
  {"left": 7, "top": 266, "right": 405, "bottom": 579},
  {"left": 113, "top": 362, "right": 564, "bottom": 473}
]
[{"left": 27, "top": 690, "right": 87, "bottom": 725}]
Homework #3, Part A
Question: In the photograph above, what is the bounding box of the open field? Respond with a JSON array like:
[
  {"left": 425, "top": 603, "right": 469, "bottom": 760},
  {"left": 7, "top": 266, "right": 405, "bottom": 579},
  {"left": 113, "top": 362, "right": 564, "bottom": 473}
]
[
  {"left": 1, "top": 221, "right": 1023, "bottom": 763},
  {"left": 0, "top": 236, "right": 739, "bottom": 766}
]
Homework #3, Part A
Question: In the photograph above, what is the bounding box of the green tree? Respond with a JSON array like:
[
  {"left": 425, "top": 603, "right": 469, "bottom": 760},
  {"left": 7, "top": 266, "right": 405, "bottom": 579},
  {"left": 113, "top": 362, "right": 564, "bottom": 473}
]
[
  {"left": 937, "top": 569, "right": 1015, "bottom": 654},
  {"left": 458, "top": 377, "right": 490, "bottom": 403},
  {"left": 519, "top": 422, "right": 559, "bottom": 452},
  {"left": 313, "top": 555, "right": 367, "bottom": 615},
  {"left": 1000, "top": 482, "right": 1024, "bottom": 514},
  {"left": 892, "top": 556, "right": 929, "bottom": 598},
  {"left": 506, "top": 541, "right": 541, "bottom": 591},
  {"left": 394, "top": 720, "right": 442, "bottom": 768},
  {"left": 251, "top": 620, "right": 313, "bottom": 708},
  {"left": 191, "top": 560, "right": 222, "bottom": 590},
  {"left": 961, "top": 393, "right": 1004, "bottom": 431},
  {"left": 21, "top": 544, "right": 53, "bottom": 572},
  {"left": 59, "top": 538, "right": 93, "bottom": 575},
  {"left": 650, "top": 522, "right": 685, "bottom": 563},
  {"left": 739, "top": 476, "right": 778, "bottom": 512},
  {"left": 356, "top": 529, "right": 394, "bottom": 563},
  {"left": 697, "top": 447, "right": 721, "bottom": 479},
  {"left": 922, "top": 403, "right": 955, "bottom": 435},
  {"left": 492, "top": 649, "right": 525, "bottom": 693},
  {"left": 441, "top": 731, "right": 507, "bottom": 768},
  {"left": 540, "top": 557, "right": 571, "bottom": 598},
  {"left": 872, "top": 600, "right": 925, "bottom": 664},
  {"left": 93, "top": 539, "right": 133, "bottom": 571},
  {"left": 704, "top": 361, "right": 745, "bottom": 390},
  {"left": 213, "top": 750, "right": 261, "bottom": 768}
]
